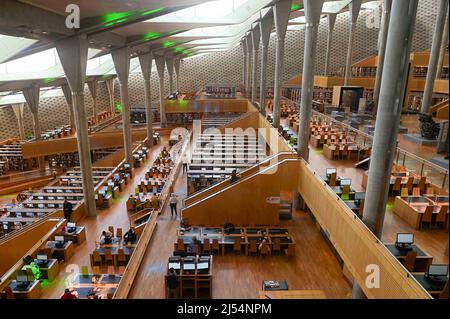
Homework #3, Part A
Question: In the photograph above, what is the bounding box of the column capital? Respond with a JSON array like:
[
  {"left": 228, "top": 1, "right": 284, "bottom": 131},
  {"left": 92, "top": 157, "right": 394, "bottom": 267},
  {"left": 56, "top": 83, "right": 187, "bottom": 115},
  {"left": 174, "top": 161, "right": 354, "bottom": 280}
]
[
  {"left": 138, "top": 52, "right": 153, "bottom": 81},
  {"left": 111, "top": 47, "right": 130, "bottom": 84},
  {"left": 273, "top": 0, "right": 292, "bottom": 40}
]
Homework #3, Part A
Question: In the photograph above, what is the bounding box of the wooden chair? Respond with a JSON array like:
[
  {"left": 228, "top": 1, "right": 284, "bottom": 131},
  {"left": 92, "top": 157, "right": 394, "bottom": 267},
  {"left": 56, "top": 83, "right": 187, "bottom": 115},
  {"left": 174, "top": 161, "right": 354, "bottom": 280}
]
[
  {"left": 203, "top": 238, "right": 211, "bottom": 254},
  {"left": 212, "top": 239, "right": 220, "bottom": 255},
  {"left": 332, "top": 147, "right": 340, "bottom": 160},
  {"left": 248, "top": 240, "right": 257, "bottom": 256},
  {"left": 412, "top": 187, "right": 421, "bottom": 197},
  {"left": 104, "top": 250, "right": 114, "bottom": 266},
  {"left": 418, "top": 176, "right": 426, "bottom": 193},
  {"left": 420, "top": 205, "right": 434, "bottom": 229},
  {"left": 425, "top": 186, "right": 434, "bottom": 195},
  {"left": 329, "top": 172, "right": 337, "bottom": 186},
  {"left": 259, "top": 243, "right": 270, "bottom": 257},
  {"left": 118, "top": 266, "right": 126, "bottom": 276},
  {"left": 272, "top": 239, "right": 281, "bottom": 255},
  {"left": 284, "top": 244, "right": 296, "bottom": 257},
  {"left": 233, "top": 238, "right": 242, "bottom": 255},
  {"left": 177, "top": 238, "right": 185, "bottom": 251},
  {"left": 107, "top": 265, "right": 115, "bottom": 276},
  {"left": 400, "top": 187, "right": 409, "bottom": 197},
  {"left": 434, "top": 205, "right": 449, "bottom": 228},
  {"left": 92, "top": 266, "right": 101, "bottom": 277},
  {"left": 340, "top": 144, "right": 350, "bottom": 160},
  {"left": 117, "top": 248, "right": 127, "bottom": 266},
  {"left": 92, "top": 251, "right": 102, "bottom": 266},
  {"left": 405, "top": 177, "right": 414, "bottom": 194},
  {"left": 403, "top": 251, "right": 417, "bottom": 272},
  {"left": 116, "top": 228, "right": 123, "bottom": 239},
  {"left": 1, "top": 286, "right": 15, "bottom": 299},
  {"left": 391, "top": 177, "right": 402, "bottom": 196},
  {"left": 80, "top": 265, "right": 89, "bottom": 276},
  {"left": 108, "top": 226, "right": 114, "bottom": 236}
]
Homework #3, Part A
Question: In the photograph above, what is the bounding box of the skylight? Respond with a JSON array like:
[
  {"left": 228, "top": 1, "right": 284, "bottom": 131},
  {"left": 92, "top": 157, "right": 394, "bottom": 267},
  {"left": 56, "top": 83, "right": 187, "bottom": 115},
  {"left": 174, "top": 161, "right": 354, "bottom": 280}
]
[{"left": 0, "top": 35, "right": 37, "bottom": 64}]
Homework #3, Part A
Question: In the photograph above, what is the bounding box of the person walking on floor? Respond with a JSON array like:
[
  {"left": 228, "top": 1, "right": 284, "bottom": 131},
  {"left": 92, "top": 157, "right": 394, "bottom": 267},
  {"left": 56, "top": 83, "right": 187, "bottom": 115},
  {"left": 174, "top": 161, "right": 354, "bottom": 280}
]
[
  {"left": 169, "top": 193, "right": 179, "bottom": 218},
  {"left": 63, "top": 199, "right": 73, "bottom": 222}
]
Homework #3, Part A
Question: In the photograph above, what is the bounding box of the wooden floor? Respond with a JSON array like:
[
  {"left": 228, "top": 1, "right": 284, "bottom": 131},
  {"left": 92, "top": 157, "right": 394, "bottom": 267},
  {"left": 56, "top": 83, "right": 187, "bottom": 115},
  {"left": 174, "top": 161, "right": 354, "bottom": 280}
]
[{"left": 37, "top": 138, "right": 166, "bottom": 299}]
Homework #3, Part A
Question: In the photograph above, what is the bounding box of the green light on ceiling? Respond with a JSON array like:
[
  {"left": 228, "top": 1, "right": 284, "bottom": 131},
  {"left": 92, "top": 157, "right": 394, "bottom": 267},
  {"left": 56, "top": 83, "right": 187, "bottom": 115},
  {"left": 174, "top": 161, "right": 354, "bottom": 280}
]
[
  {"left": 291, "top": 4, "right": 301, "bottom": 11},
  {"left": 43, "top": 77, "right": 55, "bottom": 84},
  {"left": 102, "top": 12, "right": 132, "bottom": 26},
  {"left": 144, "top": 32, "right": 161, "bottom": 40},
  {"left": 140, "top": 7, "right": 164, "bottom": 16},
  {"left": 174, "top": 47, "right": 184, "bottom": 53},
  {"left": 162, "top": 40, "right": 176, "bottom": 48}
]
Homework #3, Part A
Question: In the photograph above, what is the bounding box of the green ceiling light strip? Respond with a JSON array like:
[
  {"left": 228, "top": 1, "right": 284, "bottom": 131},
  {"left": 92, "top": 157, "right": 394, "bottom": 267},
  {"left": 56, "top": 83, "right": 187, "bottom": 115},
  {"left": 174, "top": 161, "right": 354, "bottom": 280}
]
[
  {"left": 174, "top": 47, "right": 184, "bottom": 53},
  {"left": 162, "top": 40, "right": 176, "bottom": 48},
  {"left": 140, "top": 7, "right": 164, "bottom": 16},
  {"left": 144, "top": 31, "right": 161, "bottom": 40},
  {"left": 290, "top": 4, "right": 302, "bottom": 11},
  {"left": 116, "top": 103, "right": 123, "bottom": 113},
  {"left": 102, "top": 12, "right": 132, "bottom": 27},
  {"left": 43, "top": 77, "right": 55, "bottom": 84}
]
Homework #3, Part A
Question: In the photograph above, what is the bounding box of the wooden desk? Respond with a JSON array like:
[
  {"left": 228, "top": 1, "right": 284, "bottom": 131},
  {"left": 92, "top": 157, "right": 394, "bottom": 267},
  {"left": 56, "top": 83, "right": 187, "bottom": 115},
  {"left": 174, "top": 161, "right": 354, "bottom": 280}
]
[
  {"left": 385, "top": 243, "right": 433, "bottom": 272},
  {"left": 412, "top": 273, "right": 447, "bottom": 298},
  {"left": 36, "top": 259, "right": 60, "bottom": 281},
  {"left": 45, "top": 241, "right": 75, "bottom": 262},
  {"left": 259, "top": 290, "right": 327, "bottom": 299},
  {"left": 393, "top": 196, "right": 448, "bottom": 229},
  {"left": 5, "top": 280, "right": 42, "bottom": 299},
  {"left": 323, "top": 144, "right": 362, "bottom": 160},
  {"left": 60, "top": 226, "right": 86, "bottom": 244}
]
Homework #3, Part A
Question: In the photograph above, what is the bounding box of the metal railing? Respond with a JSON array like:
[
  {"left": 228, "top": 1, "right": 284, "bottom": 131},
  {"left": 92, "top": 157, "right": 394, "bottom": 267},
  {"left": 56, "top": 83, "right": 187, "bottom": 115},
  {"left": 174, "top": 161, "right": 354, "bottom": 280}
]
[{"left": 282, "top": 97, "right": 449, "bottom": 192}]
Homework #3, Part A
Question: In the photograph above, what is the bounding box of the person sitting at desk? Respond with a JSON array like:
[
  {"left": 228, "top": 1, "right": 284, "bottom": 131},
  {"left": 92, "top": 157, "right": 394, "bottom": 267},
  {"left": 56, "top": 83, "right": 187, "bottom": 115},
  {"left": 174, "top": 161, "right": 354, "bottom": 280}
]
[
  {"left": 61, "top": 288, "right": 79, "bottom": 299},
  {"left": 188, "top": 236, "right": 201, "bottom": 254},
  {"left": 123, "top": 228, "right": 137, "bottom": 245},
  {"left": 258, "top": 237, "right": 271, "bottom": 253},
  {"left": 100, "top": 230, "right": 113, "bottom": 245},
  {"left": 230, "top": 170, "right": 241, "bottom": 183}
]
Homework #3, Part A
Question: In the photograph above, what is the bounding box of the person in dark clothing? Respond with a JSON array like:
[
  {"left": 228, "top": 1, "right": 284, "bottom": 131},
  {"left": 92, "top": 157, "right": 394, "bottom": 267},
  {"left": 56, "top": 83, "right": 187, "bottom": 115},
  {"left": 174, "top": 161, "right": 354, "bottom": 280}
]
[
  {"left": 123, "top": 228, "right": 137, "bottom": 245},
  {"left": 167, "top": 268, "right": 179, "bottom": 299},
  {"left": 230, "top": 170, "right": 240, "bottom": 183},
  {"left": 63, "top": 200, "right": 73, "bottom": 222}
]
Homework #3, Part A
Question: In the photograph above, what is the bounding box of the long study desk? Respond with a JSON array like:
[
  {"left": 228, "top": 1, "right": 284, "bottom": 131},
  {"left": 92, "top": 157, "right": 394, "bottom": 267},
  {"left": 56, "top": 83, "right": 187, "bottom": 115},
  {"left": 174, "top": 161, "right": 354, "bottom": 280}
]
[{"left": 385, "top": 243, "right": 433, "bottom": 272}]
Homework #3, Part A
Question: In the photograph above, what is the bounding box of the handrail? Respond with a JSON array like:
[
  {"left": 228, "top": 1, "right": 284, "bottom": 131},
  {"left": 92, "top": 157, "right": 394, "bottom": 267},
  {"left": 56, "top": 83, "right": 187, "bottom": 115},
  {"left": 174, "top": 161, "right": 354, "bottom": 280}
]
[
  {"left": 184, "top": 151, "right": 297, "bottom": 207},
  {"left": 0, "top": 217, "right": 65, "bottom": 291},
  {"left": 282, "top": 96, "right": 449, "bottom": 178}
]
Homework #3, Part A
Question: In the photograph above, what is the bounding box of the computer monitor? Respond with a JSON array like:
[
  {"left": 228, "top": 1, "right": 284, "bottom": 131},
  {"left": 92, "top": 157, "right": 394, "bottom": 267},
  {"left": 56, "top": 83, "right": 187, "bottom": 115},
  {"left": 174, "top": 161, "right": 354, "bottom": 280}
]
[
  {"left": 36, "top": 254, "right": 48, "bottom": 261},
  {"left": 396, "top": 233, "right": 414, "bottom": 246},
  {"left": 16, "top": 275, "right": 28, "bottom": 283},
  {"left": 55, "top": 236, "right": 65, "bottom": 242},
  {"left": 427, "top": 264, "right": 449, "bottom": 278},
  {"left": 340, "top": 179, "right": 352, "bottom": 186},
  {"left": 67, "top": 222, "right": 76, "bottom": 228},
  {"left": 354, "top": 192, "right": 366, "bottom": 201},
  {"left": 326, "top": 168, "right": 337, "bottom": 176},
  {"left": 183, "top": 263, "right": 195, "bottom": 270},
  {"left": 124, "top": 163, "right": 131, "bottom": 169}
]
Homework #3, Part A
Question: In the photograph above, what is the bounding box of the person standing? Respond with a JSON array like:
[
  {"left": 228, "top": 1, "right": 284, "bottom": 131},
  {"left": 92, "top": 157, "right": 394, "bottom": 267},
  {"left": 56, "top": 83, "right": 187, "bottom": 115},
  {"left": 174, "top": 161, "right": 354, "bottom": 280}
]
[
  {"left": 169, "top": 193, "right": 178, "bottom": 218},
  {"left": 63, "top": 199, "right": 73, "bottom": 222},
  {"left": 182, "top": 154, "right": 189, "bottom": 174},
  {"left": 167, "top": 268, "right": 179, "bottom": 299}
]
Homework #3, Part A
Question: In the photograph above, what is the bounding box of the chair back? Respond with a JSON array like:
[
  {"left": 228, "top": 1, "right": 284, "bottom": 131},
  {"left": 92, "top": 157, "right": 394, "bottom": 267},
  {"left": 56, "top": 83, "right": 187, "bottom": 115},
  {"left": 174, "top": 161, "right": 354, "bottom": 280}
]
[
  {"left": 260, "top": 243, "right": 270, "bottom": 256},
  {"left": 177, "top": 238, "right": 185, "bottom": 251},
  {"left": 400, "top": 187, "right": 409, "bottom": 197},
  {"left": 105, "top": 250, "right": 113, "bottom": 261},
  {"left": 233, "top": 238, "right": 241, "bottom": 251},
  {"left": 2, "top": 286, "right": 15, "bottom": 299},
  {"left": 212, "top": 239, "right": 219, "bottom": 251},
  {"left": 412, "top": 187, "right": 421, "bottom": 197},
  {"left": 403, "top": 251, "right": 417, "bottom": 272},
  {"left": 118, "top": 248, "right": 127, "bottom": 262},
  {"left": 80, "top": 265, "right": 89, "bottom": 276},
  {"left": 203, "top": 238, "right": 211, "bottom": 251},
  {"left": 273, "top": 239, "right": 281, "bottom": 252},
  {"left": 329, "top": 173, "right": 337, "bottom": 186},
  {"left": 392, "top": 177, "right": 402, "bottom": 191},
  {"left": 425, "top": 186, "right": 434, "bottom": 195},
  {"left": 92, "top": 266, "right": 101, "bottom": 276},
  {"left": 116, "top": 228, "right": 123, "bottom": 238},
  {"left": 418, "top": 176, "right": 426, "bottom": 192},
  {"left": 93, "top": 251, "right": 102, "bottom": 263},
  {"left": 436, "top": 205, "right": 449, "bottom": 223},
  {"left": 249, "top": 240, "right": 257, "bottom": 253},
  {"left": 286, "top": 244, "right": 296, "bottom": 256},
  {"left": 405, "top": 177, "right": 414, "bottom": 191},
  {"left": 108, "top": 226, "right": 114, "bottom": 235},
  {"left": 422, "top": 205, "right": 434, "bottom": 224}
]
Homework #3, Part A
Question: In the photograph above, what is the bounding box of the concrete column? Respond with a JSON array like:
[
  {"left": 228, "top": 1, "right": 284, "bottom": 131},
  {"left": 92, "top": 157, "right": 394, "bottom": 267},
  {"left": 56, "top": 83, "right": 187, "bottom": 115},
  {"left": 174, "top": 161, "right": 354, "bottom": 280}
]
[
  {"left": 272, "top": 0, "right": 292, "bottom": 129},
  {"left": 344, "top": 0, "right": 362, "bottom": 86},
  {"left": 421, "top": 0, "right": 449, "bottom": 113},
  {"left": 259, "top": 13, "right": 273, "bottom": 116},
  {"left": 363, "top": 0, "right": 418, "bottom": 238},
  {"left": 297, "top": 0, "right": 324, "bottom": 161},
  {"left": 61, "top": 84, "right": 76, "bottom": 130},
  {"left": 324, "top": 13, "right": 337, "bottom": 76},
  {"left": 11, "top": 103, "right": 25, "bottom": 140},
  {"left": 174, "top": 58, "right": 181, "bottom": 92},
  {"left": 87, "top": 80, "right": 98, "bottom": 123},
  {"left": 106, "top": 78, "right": 115, "bottom": 113},
  {"left": 22, "top": 84, "right": 45, "bottom": 170},
  {"left": 155, "top": 55, "right": 167, "bottom": 127},
  {"left": 251, "top": 26, "right": 261, "bottom": 104},
  {"left": 373, "top": 0, "right": 392, "bottom": 107},
  {"left": 351, "top": 282, "right": 367, "bottom": 299},
  {"left": 166, "top": 55, "right": 174, "bottom": 94},
  {"left": 241, "top": 40, "right": 248, "bottom": 92},
  {"left": 437, "top": 10, "right": 449, "bottom": 79},
  {"left": 56, "top": 35, "right": 97, "bottom": 217},
  {"left": 245, "top": 34, "right": 253, "bottom": 97},
  {"left": 138, "top": 53, "right": 154, "bottom": 148},
  {"left": 111, "top": 47, "right": 133, "bottom": 166}
]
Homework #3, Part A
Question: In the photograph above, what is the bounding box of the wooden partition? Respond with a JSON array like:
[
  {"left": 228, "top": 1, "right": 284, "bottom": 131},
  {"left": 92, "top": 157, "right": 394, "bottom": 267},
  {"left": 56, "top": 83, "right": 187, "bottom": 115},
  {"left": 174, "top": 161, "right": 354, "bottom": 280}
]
[
  {"left": 165, "top": 97, "right": 249, "bottom": 113},
  {"left": 93, "top": 149, "right": 126, "bottom": 167},
  {"left": 0, "top": 218, "right": 63, "bottom": 277},
  {"left": 297, "top": 160, "right": 430, "bottom": 299},
  {"left": 182, "top": 159, "right": 300, "bottom": 226},
  {"left": 184, "top": 152, "right": 297, "bottom": 207}
]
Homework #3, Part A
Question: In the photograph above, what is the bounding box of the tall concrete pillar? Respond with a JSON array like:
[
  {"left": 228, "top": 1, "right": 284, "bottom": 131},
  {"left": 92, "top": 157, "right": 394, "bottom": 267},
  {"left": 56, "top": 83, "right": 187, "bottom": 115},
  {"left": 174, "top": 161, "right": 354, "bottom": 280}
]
[
  {"left": 111, "top": 47, "right": 133, "bottom": 166},
  {"left": 106, "top": 78, "right": 115, "bottom": 113},
  {"left": 139, "top": 53, "right": 154, "bottom": 148},
  {"left": 245, "top": 34, "right": 253, "bottom": 97},
  {"left": 22, "top": 84, "right": 45, "bottom": 171},
  {"left": 155, "top": 55, "right": 167, "bottom": 127},
  {"left": 62, "top": 84, "right": 76, "bottom": 130},
  {"left": 272, "top": 0, "right": 292, "bottom": 129},
  {"left": 259, "top": 13, "right": 273, "bottom": 116},
  {"left": 362, "top": 0, "right": 418, "bottom": 238},
  {"left": 251, "top": 25, "right": 261, "bottom": 104},
  {"left": 297, "top": 0, "right": 324, "bottom": 161},
  {"left": 324, "top": 13, "right": 337, "bottom": 76},
  {"left": 56, "top": 35, "right": 97, "bottom": 217},
  {"left": 166, "top": 55, "right": 174, "bottom": 94},
  {"left": 241, "top": 40, "right": 248, "bottom": 92},
  {"left": 344, "top": 0, "right": 362, "bottom": 86},
  {"left": 421, "top": 0, "right": 449, "bottom": 114},
  {"left": 87, "top": 80, "right": 98, "bottom": 123},
  {"left": 174, "top": 58, "right": 181, "bottom": 92},
  {"left": 373, "top": 0, "right": 392, "bottom": 107},
  {"left": 11, "top": 103, "right": 25, "bottom": 140},
  {"left": 437, "top": 10, "right": 449, "bottom": 79}
]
